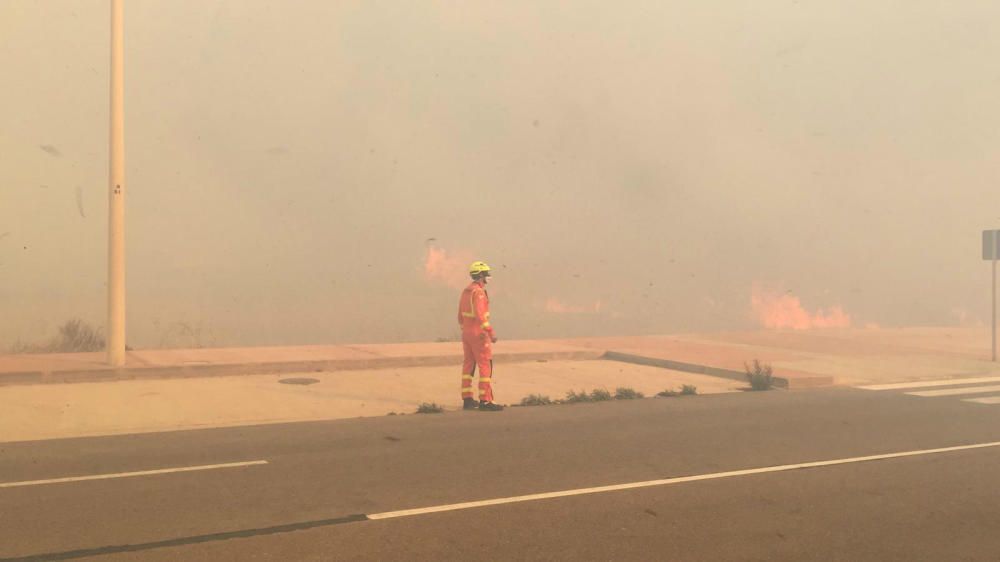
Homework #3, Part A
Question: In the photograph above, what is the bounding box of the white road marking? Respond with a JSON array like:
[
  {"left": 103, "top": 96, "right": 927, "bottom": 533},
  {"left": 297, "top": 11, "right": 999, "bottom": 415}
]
[
  {"left": 857, "top": 376, "right": 1000, "bottom": 391},
  {"left": 0, "top": 460, "right": 269, "bottom": 489},
  {"left": 367, "top": 441, "right": 1000, "bottom": 520},
  {"left": 906, "top": 384, "right": 1000, "bottom": 397},
  {"left": 963, "top": 396, "right": 1000, "bottom": 405}
]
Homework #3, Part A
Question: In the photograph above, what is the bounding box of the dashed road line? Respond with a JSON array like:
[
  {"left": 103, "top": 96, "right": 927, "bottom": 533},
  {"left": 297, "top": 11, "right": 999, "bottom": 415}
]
[
  {"left": 0, "top": 460, "right": 269, "bottom": 489},
  {"left": 8, "top": 442, "right": 1000, "bottom": 561},
  {"left": 367, "top": 440, "right": 1000, "bottom": 520}
]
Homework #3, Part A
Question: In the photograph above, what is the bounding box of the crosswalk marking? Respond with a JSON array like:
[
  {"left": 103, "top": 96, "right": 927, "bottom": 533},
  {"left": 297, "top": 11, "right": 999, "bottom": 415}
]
[
  {"left": 906, "top": 385, "right": 1000, "bottom": 397},
  {"left": 906, "top": 384, "right": 1000, "bottom": 397},
  {"left": 857, "top": 376, "right": 1000, "bottom": 391},
  {"left": 963, "top": 396, "right": 1000, "bottom": 405},
  {"left": 856, "top": 376, "right": 1000, "bottom": 406}
]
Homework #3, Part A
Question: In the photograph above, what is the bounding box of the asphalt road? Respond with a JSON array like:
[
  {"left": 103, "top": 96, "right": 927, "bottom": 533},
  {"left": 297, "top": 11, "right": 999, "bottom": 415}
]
[{"left": 2, "top": 386, "right": 1000, "bottom": 561}]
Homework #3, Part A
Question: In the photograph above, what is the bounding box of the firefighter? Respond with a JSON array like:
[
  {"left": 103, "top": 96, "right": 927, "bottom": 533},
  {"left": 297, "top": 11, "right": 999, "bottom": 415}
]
[{"left": 458, "top": 261, "right": 503, "bottom": 411}]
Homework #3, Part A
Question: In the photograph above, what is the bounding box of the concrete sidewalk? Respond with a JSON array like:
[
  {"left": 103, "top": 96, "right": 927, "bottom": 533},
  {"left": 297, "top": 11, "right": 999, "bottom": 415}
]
[
  {"left": 3, "top": 327, "right": 998, "bottom": 443},
  {"left": 0, "top": 360, "right": 742, "bottom": 443},
  {"left": 0, "top": 340, "right": 602, "bottom": 386},
  {"left": 1, "top": 327, "right": 996, "bottom": 389},
  {"left": 563, "top": 326, "right": 1000, "bottom": 387}
]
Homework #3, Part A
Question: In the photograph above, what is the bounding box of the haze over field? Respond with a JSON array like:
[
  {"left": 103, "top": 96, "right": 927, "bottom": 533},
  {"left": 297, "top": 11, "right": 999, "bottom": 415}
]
[{"left": 2, "top": 1, "right": 999, "bottom": 349}]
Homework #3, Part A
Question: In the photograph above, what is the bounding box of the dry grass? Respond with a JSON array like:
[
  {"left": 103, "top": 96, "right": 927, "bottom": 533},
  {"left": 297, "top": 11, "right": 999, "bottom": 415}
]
[{"left": 9, "top": 319, "right": 105, "bottom": 353}]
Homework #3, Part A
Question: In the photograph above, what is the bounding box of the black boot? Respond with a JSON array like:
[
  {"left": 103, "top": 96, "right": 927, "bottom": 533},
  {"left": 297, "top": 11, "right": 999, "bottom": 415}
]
[
  {"left": 463, "top": 398, "right": 479, "bottom": 410},
  {"left": 478, "top": 401, "right": 504, "bottom": 411}
]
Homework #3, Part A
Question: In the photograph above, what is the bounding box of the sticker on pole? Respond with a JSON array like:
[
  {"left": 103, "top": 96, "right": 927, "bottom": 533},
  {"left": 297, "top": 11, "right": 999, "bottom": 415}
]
[{"left": 984, "top": 230, "right": 1000, "bottom": 261}]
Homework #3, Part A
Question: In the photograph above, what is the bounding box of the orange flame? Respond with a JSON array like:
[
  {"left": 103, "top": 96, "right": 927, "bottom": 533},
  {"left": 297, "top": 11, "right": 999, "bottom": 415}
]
[
  {"left": 424, "top": 245, "right": 473, "bottom": 289},
  {"left": 751, "top": 286, "right": 850, "bottom": 330},
  {"left": 544, "top": 298, "right": 603, "bottom": 314}
]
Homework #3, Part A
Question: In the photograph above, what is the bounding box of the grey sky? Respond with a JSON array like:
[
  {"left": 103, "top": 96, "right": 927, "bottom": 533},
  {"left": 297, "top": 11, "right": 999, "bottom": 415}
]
[{"left": 2, "top": 0, "right": 999, "bottom": 348}]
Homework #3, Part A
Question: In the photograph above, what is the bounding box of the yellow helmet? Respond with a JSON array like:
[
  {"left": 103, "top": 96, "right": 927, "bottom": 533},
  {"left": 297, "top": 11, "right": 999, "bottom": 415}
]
[{"left": 469, "top": 261, "right": 492, "bottom": 277}]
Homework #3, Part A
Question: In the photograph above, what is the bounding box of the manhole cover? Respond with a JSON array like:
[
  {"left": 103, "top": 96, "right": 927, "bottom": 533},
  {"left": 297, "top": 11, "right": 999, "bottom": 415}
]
[{"left": 279, "top": 377, "right": 320, "bottom": 386}]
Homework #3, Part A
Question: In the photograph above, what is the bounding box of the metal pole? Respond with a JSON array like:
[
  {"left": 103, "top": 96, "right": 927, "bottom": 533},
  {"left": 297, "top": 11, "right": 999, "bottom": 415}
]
[{"left": 107, "top": 0, "right": 126, "bottom": 366}]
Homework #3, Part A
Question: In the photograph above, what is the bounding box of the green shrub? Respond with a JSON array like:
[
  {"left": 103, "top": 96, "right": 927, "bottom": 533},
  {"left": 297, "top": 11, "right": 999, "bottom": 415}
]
[
  {"left": 520, "top": 394, "right": 553, "bottom": 407},
  {"left": 745, "top": 360, "right": 774, "bottom": 391},
  {"left": 613, "top": 387, "right": 644, "bottom": 400},
  {"left": 416, "top": 402, "right": 444, "bottom": 414},
  {"left": 657, "top": 389, "right": 680, "bottom": 397},
  {"left": 680, "top": 384, "right": 698, "bottom": 395},
  {"left": 565, "top": 390, "right": 593, "bottom": 403},
  {"left": 591, "top": 388, "right": 614, "bottom": 401}
]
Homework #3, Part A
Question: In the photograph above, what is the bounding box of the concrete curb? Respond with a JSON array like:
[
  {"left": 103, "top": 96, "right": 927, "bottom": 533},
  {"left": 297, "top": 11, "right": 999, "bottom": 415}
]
[
  {"left": 0, "top": 349, "right": 604, "bottom": 387},
  {"left": 603, "top": 351, "right": 791, "bottom": 388},
  {"left": 602, "top": 351, "right": 836, "bottom": 389}
]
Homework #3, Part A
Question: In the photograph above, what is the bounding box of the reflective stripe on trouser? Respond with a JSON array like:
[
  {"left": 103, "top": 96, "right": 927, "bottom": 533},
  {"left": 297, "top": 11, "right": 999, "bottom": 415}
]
[
  {"left": 462, "top": 331, "right": 493, "bottom": 402},
  {"left": 478, "top": 367, "right": 494, "bottom": 402},
  {"left": 461, "top": 373, "right": 474, "bottom": 399}
]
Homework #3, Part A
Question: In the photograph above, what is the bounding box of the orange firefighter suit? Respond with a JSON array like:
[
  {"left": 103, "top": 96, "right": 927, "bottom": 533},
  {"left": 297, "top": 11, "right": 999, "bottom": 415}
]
[{"left": 458, "top": 281, "right": 496, "bottom": 402}]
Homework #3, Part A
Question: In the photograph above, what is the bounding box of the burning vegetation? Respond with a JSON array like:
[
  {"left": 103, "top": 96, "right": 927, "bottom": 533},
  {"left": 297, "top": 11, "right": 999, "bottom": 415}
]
[{"left": 751, "top": 286, "right": 851, "bottom": 330}]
